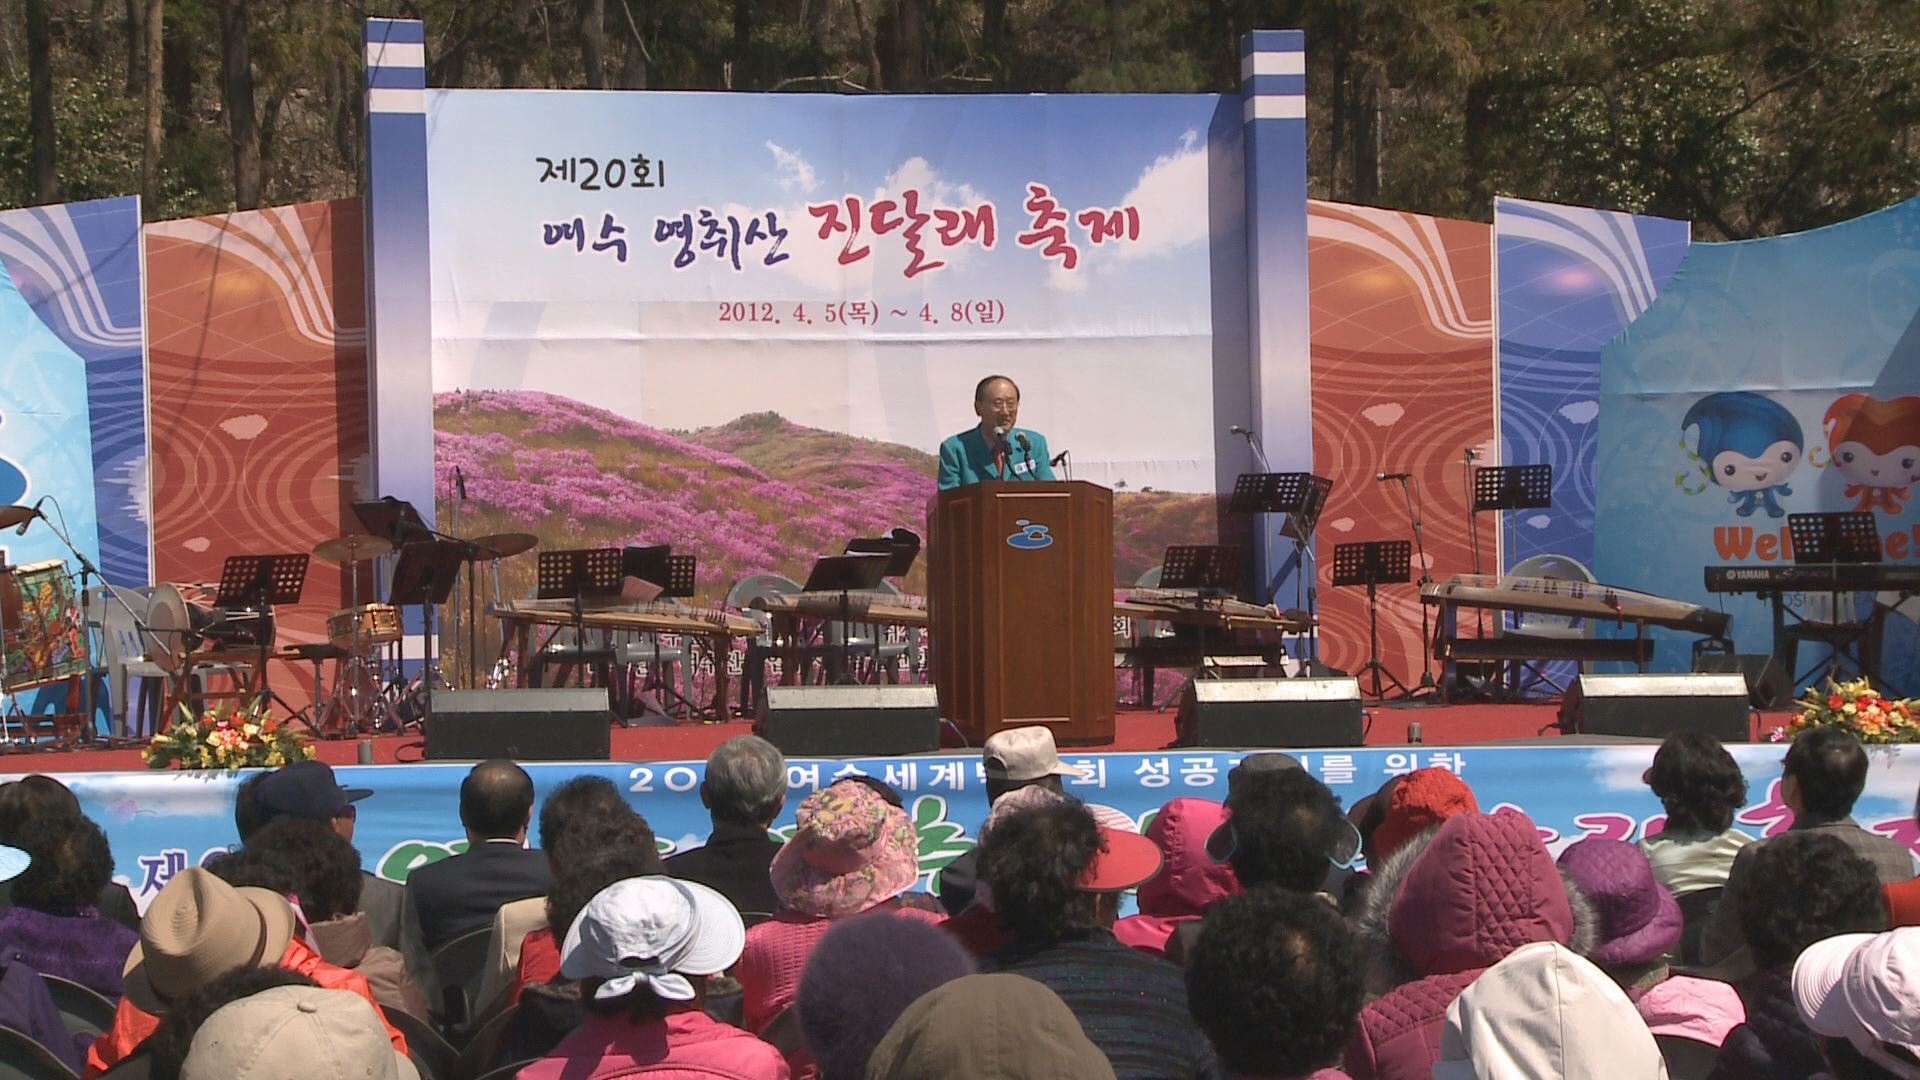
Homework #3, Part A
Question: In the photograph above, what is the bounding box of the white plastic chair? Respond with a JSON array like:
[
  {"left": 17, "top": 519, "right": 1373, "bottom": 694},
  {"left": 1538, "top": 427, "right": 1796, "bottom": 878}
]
[{"left": 91, "top": 585, "right": 164, "bottom": 738}]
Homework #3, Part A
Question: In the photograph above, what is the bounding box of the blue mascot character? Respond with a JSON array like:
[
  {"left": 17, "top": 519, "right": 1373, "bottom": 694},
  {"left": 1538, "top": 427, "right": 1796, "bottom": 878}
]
[{"left": 1681, "top": 391, "right": 1805, "bottom": 518}]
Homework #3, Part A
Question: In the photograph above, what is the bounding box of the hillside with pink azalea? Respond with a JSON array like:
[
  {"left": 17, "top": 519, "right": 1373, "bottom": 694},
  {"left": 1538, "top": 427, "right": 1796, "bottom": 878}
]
[{"left": 435, "top": 390, "right": 1221, "bottom": 640}]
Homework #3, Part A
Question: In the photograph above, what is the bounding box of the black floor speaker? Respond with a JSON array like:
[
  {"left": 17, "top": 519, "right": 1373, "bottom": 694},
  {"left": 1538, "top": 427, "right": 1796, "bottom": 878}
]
[
  {"left": 1693, "top": 652, "right": 1792, "bottom": 709},
  {"left": 757, "top": 685, "right": 940, "bottom": 757},
  {"left": 426, "top": 688, "right": 612, "bottom": 761},
  {"left": 1559, "top": 674, "right": 1751, "bottom": 743},
  {"left": 1176, "top": 678, "right": 1364, "bottom": 748}
]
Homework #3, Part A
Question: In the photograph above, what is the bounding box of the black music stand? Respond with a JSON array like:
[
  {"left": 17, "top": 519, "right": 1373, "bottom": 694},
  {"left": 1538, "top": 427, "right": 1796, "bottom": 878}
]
[
  {"left": 1466, "top": 463, "right": 1554, "bottom": 641},
  {"left": 534, "top": 548, "right": 625, "bottom": 690},
  {"left": 1230, "top": 473, "right": 1332, "bottom": 672},
  {"left": 1787, "top": 512, "right": 1884, "bottom": 687},
  {"left": 1159, "top": 544, "right": 1245, "bottom": 682},
  {"left": 388, "top": 541, "right": 465, "bottom": 721},
  {"left": 214, "top": 553, "right": 310, "bottom": 717},
  {"left": 801, "top": 553, "right": 891, "bottom": 684},
  {"left": 845, "top": 528, "right": 921, "bottom": 578},
  {"left": 1332, "top": 540, "right": 1413, "bottom": 700},
  {"left": 619, "top": 545, "right": 700, "bottom": 717},
  {"left": 351, "top": 498, "right": 433, "bottom": 547}
]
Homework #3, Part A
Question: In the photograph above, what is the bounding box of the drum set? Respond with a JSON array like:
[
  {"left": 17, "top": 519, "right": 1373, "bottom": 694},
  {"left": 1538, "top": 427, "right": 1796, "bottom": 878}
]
[{"left": 298, "top": 528, "right": 538, "bottom": 737}]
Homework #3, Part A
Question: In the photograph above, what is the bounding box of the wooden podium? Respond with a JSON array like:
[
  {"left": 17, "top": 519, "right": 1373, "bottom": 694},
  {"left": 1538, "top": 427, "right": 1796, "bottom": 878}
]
[{"left": 929, "top": 481, "right": 1114, "bottom": 745}]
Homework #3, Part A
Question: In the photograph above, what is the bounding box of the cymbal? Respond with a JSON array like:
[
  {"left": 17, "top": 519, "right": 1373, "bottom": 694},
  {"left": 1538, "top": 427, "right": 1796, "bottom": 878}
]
[
  {"left": 473, "top": 533, "right": 539, "bottom": 560},
  {"left": 313, "top": 534, "right": 397, "bottom": 563}
]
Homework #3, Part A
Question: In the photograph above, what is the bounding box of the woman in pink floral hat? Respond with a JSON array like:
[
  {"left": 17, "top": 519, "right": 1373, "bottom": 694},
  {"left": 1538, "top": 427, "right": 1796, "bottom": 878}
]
[{"left": 735, "top": 780, "right": 942, "bottom": 1080}]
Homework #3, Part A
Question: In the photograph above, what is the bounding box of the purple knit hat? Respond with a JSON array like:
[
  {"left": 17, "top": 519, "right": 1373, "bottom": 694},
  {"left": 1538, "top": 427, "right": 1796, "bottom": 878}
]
[
  {"left": 796, "top": 914, "right": 977, "bottom": 1080},
  {"left": 1556, "top": 838, "right": 1683, "bottom": 969}
]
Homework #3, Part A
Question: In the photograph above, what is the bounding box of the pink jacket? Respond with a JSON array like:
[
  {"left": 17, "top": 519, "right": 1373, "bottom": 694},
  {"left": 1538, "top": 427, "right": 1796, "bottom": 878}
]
[
  {"left": 516, "top": 1009, "right": 789, "bottom": 1080},
  {"left": 1113, "top": 798, "right": 1239, "bottom": 957},
  {"left": 1346, "top": 811, "right": 1577, "bottom": 1080}
]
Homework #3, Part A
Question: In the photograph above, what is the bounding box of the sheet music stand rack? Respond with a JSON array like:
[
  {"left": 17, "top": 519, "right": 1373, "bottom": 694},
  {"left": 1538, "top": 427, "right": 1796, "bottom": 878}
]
[
  {"left": 845, "top": 528, "right": 921, "bottom": 578},
  {"left": 213, "top": 553, "right": 310, "bottom": 717},
  {"left": 623, "top": 546, "right": 698, "bottom": 599},
  {"left": 1787, "top": 511, "right": 1884, "bottom": 687},
  {"left": 1470, "top": 464, "right": 1551, "bottom": 576},
  {"left": 1157, "top": 544, "right": 1245, "bottom": 681},
  {"left": 1230, "top": 473, "right": 1332, "bottom": 669},
  {"left": 801, "top": 553, "right": 892, "bottom": 684},
  {"left": 533, "top": 548, "right": 625, "bottom": 690},
  {"left": 1332, "top": 540, "right": 1413, "bottom": 700}
]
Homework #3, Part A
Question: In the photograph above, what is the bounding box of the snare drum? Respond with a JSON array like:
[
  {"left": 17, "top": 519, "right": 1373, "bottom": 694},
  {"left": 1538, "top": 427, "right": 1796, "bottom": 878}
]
[{"left": 328, "top": 603, "right": 401, "bottom": 650}]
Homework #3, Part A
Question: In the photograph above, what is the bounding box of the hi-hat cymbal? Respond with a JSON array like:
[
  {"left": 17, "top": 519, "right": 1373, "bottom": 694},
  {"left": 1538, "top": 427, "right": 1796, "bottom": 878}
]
[
  {"left": 313, "top": 534, "right": 397, "bottom": 563},
  {"left": 472, "top": 533, "right": 539, "bottom": 560}
]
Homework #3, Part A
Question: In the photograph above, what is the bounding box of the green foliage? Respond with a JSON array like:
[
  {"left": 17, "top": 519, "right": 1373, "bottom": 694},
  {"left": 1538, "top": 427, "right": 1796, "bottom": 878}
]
[{"left": 0, "top": 0, "right": 1914, "bottom": 233}]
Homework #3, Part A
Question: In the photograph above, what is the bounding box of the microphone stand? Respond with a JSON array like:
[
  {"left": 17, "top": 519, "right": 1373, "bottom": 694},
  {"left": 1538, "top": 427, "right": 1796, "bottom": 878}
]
[{"left": 1391, "top": 476, "right": 1439, "bottom": 698}]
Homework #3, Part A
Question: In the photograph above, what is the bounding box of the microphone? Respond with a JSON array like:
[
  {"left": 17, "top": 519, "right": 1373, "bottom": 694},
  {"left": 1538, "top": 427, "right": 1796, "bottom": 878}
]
[
  {"left": 1050, "top": 450, "right": 1069, "bottom": 468},
  {"left": 1229, "top": 425, "right": 1252, "bottom": 435},
  {"left": 455, "top": 465, "right": 467, "bottom": 500},
  {"left": 1376, "top": 472, "right": 1411, "bottom": 482},
  {"left": 1016, "top": 433, "right": 1032, "bottom": 458},
  {"left": 1464, "top": 447, "right": 1478, "bottom": 460},
  {"left": 993, "top": 424, "right": 1009, "bottom": 441},
  {"left": 13, "top": 496, "right": 46, "bottom": 535}
]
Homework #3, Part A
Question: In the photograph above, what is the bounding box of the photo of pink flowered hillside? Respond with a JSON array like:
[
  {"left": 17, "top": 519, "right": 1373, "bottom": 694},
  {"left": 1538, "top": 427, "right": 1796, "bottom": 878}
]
[{"left": 434, "top": 390, "right": 1221, "bottom": 670}]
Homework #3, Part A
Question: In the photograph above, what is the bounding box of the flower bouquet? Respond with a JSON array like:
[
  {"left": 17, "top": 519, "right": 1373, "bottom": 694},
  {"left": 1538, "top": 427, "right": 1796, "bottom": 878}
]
[
  {"left": 144, "top": 701, "right": 315, "bottom": 770},
  {"left": 1779, "top": 677, "right": 1920, "bottom": 744}
]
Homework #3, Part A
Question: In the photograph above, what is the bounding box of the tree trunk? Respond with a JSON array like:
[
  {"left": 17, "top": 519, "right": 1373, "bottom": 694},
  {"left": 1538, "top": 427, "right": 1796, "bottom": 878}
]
[
  {"left": 732, "top": 0, "right": 751, "bottom": 88},
  {"left": 982, "top": 0, "right": 1008, "bottom": 75},
  {"left": 217, "top": 0, "right": 262, "bottom": 208},
  {"left": 125, "top": 0, "right": 145, "bottom": 93},
  {"left": 1463, "top": 77, "right": 1492, "bottom": 216},
  {"left": 1353, "top": 60, "right": 1381, "bottom": 204},
  {"left": 26, "top": 0, "right": 56, "bottom": 204},
  {"left": 578, "top": 0, "right": 606, "bottom": 88},
  {"left": 848, "top": 0, "right": 884, "bottom": 90},
  {"left": 142, "top": 0, "right": 164, "bottom": 213}
]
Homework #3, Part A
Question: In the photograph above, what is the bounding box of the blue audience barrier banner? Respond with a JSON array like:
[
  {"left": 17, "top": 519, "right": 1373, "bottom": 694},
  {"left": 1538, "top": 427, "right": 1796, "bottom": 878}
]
[{"left": 47, "top": 743, "right": 1920, "bottom": 914}]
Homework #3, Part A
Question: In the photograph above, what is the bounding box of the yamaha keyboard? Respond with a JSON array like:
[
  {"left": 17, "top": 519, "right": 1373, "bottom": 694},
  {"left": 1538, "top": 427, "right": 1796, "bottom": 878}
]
[{"left": 1705, "top": 564, "right": 1920, "bottom": 594}]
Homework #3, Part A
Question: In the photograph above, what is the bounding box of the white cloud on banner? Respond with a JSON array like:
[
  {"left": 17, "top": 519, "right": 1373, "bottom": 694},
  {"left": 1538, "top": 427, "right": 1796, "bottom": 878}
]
[{"left": 766, "top": 140, "right": 819, "bottom": 195}]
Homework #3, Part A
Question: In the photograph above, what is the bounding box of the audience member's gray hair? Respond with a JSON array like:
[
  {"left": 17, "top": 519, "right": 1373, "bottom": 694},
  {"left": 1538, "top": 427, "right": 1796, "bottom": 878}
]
[{"left": 704, "top": 736, "right": 788, "bottom": 825}]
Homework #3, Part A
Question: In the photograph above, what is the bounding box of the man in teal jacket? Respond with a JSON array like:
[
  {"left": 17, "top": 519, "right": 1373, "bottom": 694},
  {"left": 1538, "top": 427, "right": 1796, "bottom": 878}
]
[{"left": 936, "top": 374, "right": 1058, "bottom": 490}]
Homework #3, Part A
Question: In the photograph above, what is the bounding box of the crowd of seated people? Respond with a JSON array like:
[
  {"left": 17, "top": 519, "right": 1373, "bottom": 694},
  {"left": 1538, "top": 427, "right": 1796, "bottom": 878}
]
[{"left": 8, "top": 721, "right": 1920, "bottom": 1079}]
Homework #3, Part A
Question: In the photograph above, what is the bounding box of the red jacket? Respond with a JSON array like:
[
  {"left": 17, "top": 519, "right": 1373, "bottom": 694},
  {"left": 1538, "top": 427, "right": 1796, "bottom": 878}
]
[
  {"left": 1112, "top": 797, "right": 1239, "bottom": 957},
  {"left": 84, "top": 937, "right": 409, "bottom": 1077},
  {"left": 516, "top": 1008, "right": 788, "bottom": 1080}
]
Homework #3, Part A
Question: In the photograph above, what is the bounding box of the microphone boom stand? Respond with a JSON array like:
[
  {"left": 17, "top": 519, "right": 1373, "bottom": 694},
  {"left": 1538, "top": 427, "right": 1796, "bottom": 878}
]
[
  {"left": 27, "top": 498, "right": 153, "bottom": 745},
  {"left": 1391, "top": 476, "right": 1439, "bottom": 699}
]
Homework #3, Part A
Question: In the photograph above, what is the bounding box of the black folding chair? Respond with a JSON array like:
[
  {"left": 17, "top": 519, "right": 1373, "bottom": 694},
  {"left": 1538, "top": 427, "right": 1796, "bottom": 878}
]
[
  {"left": 38, "top": 977, "right": 112, "bottom": 1043},
  {"left": 0, "top": 1025, "right": 79, "bottom": 1080}
]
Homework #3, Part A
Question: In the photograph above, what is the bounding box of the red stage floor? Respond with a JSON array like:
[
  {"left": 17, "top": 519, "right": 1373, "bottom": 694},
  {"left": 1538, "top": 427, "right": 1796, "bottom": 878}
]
[{"left": 0, "top": 702, "right": 1785, "bottom": 773}]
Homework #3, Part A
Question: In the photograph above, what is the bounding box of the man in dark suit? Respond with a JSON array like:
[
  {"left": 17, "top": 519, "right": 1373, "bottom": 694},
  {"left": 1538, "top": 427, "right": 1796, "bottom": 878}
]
[
  {"left": 664, "top": 735, "right": 786, "bottom": 916},
  {"left": 1699, "top": 725, "right": 1917, "bottom": 980},
  {"left": 405, "top": 759, "right": 553, "bottom": 949}
]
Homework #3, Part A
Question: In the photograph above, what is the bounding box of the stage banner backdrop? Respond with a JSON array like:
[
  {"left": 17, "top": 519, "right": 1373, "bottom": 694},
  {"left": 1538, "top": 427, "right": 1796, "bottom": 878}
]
[
  {"left": 1597, "top": 195, "right": 1920, "bottom": 686},
  {"left": 1495, "top": 199, "right": 1690, "bottom": 577},
  {"left": 1307, "top": 202, "right": 1496, "bottom": 684},
  {"left": 56, "top": 744, "right": 1920, "bottom": 913},
  {"left": 0, "top": 197, "right": 145, "bottom": 586},
  {"left": 412, "top": 88, "right": 1276, "bottom": 674},
  {"left": 144, "top": 200, "right": 372, "bottom": 712}
]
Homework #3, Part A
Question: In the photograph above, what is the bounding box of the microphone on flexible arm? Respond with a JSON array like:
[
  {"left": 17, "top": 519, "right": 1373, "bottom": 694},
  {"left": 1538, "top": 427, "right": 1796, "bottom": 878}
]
[
  {"left": 13, "top": 496, "right": 47, "bottom": 536},
  {"left": 1376, "top": 472, "right": 1411, "bottom": 482},
  {"left": 1016, "top": 433, "right": 1033, "bottom": 464},
  {"left": 1229, "top": 425, "right": 1252, "bottom": 435},
  {"left": 1464, "top": 446, "right": 1479, "bottom": 461},
  {"left": 1050, "top": 450, "right": 1069, "bottom": 468}
]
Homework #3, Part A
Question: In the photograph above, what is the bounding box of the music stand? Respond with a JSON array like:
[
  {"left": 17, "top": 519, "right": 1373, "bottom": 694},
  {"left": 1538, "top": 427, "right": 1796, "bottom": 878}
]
[
  {"left": 801, "top": 553, "right": 892, "bottom": 684},
  {"left": 1157, "top": 545, "right": 1245, "bottom": 681},
  {"left": 351, "top": 498, "right": 433, "bottom": 547},
  {"left": 1230, "top": 473, "right": 1331, "bottom": 670},
  {"left": 1788, "top": 512, "right": 1883, "bottom": 687},
  {"left": 1332, "top": 540, "right": 1413, "bottom": 700},
  {"left": 214, "top": 553, "right": 310, "bottom": 716},
  {"left": 389, "top": 541, "right": 466, "bottom": 717},
  {"left": 845, "top": 528, "right": 921, "bottom": 578},
  {"left": 623, "top": 546, "right": 697, "bottom": 599},
  {"left": 531, "top": 548, "right": 624, "bottom": 690}
]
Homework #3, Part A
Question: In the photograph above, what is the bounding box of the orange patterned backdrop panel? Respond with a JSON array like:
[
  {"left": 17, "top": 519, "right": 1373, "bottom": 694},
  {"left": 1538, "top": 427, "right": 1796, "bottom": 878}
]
[
  {"left": 1308, "top": 202, "right": 1497, "bottom": 687},
  {"left": 145, "top": 200, "right": 370, "bottom": 710}
]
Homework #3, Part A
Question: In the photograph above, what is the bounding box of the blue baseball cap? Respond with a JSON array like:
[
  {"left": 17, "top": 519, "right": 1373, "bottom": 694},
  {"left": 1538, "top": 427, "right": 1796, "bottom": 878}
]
[{"left": 255, "top": 761, "right": 373, "bottom": 824}]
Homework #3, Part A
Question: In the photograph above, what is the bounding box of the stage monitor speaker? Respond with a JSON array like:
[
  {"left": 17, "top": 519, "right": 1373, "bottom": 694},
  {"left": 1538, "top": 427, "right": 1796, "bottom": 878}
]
[
  {"left": 1560, "top": 674, "right": 1751, "bottom": 743},
  {"left": 1692, "top": 652, "right": 1792, "bottom": 710},
  {"left": 758, "top": 685, "right": 940, "bottom": 757},
  {"left": 1176, "top": 678, "right": 1364, "bottom": 748},
  {"left": 426, "top": 688, "right": 611, "bottom": 761}
]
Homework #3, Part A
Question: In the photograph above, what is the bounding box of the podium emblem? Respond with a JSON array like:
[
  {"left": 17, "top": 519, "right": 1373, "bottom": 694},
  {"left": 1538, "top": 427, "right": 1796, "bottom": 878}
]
[{"left": 1007, "top": 519, "right": 1054, "bottom": 550}]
